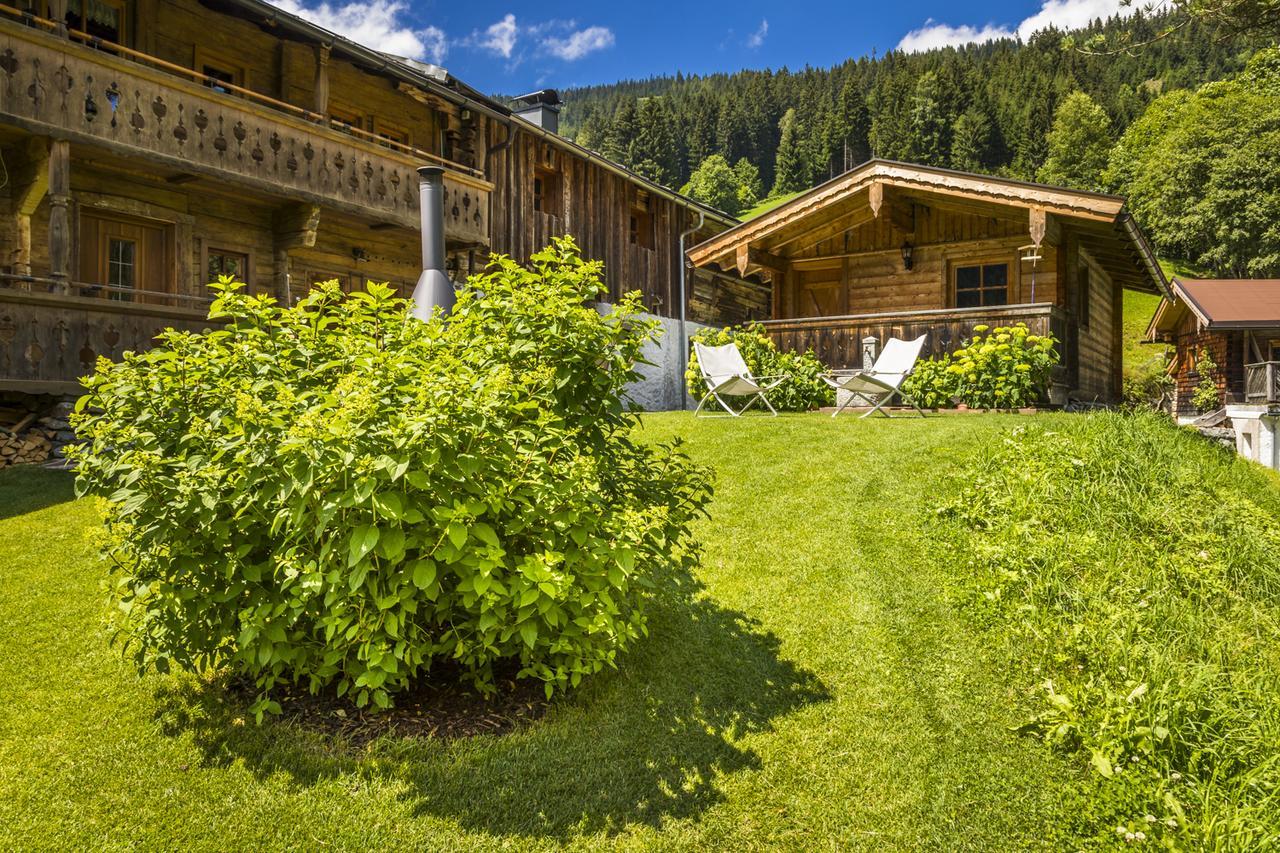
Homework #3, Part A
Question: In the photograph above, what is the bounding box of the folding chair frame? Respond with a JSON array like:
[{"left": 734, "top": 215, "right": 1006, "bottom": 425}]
[
  {"left": 694, "top": 376, "right": 786, "bottom": 418},
  {"left": 825, "top": 371, "right": 927, "bottom": 419}
]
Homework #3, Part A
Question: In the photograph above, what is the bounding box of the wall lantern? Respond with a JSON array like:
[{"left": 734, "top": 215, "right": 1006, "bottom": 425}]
[{"left": 900, "top": 242, "right": 914, "bottom": 271}]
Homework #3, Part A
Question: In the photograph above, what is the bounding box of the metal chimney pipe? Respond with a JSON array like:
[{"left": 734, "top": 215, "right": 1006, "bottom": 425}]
[{"left": 410, "top": 165, "right": 454, "bottom": 320}]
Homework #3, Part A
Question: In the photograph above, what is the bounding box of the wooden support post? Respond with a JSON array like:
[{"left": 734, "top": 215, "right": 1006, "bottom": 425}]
[
  {"left": 47, "top": 139, "right": 71, "bottom": 290},
  {"left": 313, "top": 44, "right": 331, "bottom": 116},
  {"left": 272, "top": 246, "right": 291, "bottom": 303},
  {"left": 9, "top": 138, "right": 50, "bottom": 278},
  {"left": 272, "top": 203, "right": 320, "bottom": 303}
]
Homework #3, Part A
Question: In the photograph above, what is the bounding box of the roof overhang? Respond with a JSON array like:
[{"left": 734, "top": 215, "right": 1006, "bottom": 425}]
[{"left": 687, "top": 159, "right": 1170, "bottom": 297}]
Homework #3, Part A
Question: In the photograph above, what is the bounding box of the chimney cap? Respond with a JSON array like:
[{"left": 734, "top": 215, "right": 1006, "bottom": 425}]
[{"left": 512, "top": 88, "right": 561, "bottom": 108}]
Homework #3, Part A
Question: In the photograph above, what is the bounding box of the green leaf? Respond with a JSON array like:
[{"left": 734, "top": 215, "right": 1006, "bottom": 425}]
[
  {"left": 1090, "top": 751, "right": 1113, "bottom": 778},
  {"left": 411, "top": 559, "right": 437, "bottom": 590},
  {"left": 519, "top": 621, "right": 538, "bottom": 648},
  {"left": 348, "top": 524, "right": 380, "bottom": 567}
]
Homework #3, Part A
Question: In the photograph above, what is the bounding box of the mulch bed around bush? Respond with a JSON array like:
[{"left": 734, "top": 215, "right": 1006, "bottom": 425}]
[{"left": 226, "top": 664, "right": 553, "bottom": 746}]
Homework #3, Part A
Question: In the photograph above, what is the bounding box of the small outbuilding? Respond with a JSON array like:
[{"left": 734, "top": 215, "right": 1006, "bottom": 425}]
[
  {"left": 687, "top": 160, "right": 1170, "bottom": 403},
  {"left": 1148, "top": 277, "right": 1280, "bottom": 468}
]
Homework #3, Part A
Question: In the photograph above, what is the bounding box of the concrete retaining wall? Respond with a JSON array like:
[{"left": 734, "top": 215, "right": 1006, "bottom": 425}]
[{"left": 598, "top": 304, "right": 709, "bottom": 411}]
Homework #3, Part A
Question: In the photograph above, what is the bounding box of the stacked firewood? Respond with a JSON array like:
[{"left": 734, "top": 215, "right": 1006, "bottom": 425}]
[{"left": 0, "top": 397, "right": 69, "bottom": 468}]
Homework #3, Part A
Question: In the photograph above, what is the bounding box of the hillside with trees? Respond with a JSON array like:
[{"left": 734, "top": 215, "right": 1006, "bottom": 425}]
[{"left": 559, "top": 12, "right": 1256, "bottom": 217}]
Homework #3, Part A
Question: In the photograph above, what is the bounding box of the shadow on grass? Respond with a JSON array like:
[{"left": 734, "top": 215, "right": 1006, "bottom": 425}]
[
  {"left": 153, "top": 570, "right": 829, "bottom": 840},
  {"left": 0, "top": 465, "right": 75, "bottom": 521}
]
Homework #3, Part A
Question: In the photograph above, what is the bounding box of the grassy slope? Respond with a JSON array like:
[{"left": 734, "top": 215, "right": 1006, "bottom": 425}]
[
  {"left": 1123, "top": 258, "right": 1209, "bottom": 375},
  {"left": 0, "top": 415, "right": 1096, "bottom": 851},
  {"left": 740, "top": 191, "right": 803, "bottom": 220}
]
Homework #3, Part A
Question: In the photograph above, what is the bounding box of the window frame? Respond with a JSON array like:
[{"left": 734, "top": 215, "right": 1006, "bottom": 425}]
[
  {"left": 204, "top": 246, "right": 252, "bottom": 291},
  {"left": 61, "top": 0, "right": 129, "bottom": 46},
  {"left": 193, "top": 48, "right": 247, "bottom": 95},
  {"left": 328, "top": 102, "right": 365, "bottom": 133},
  {"left": 629, "top": 190, "right": 655, "bottom": 251},
  {"left": 948, "top": 255, "right": 1013, "bottom": 309}
]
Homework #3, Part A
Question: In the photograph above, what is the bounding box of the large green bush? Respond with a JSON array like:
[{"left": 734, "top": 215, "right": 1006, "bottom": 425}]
[
  {"left": 686, "top": 323, "right": 833, "bottom": 411},
  {"left": 70, "top": 238, "right": 712, "bottom": 717},
  {"left": 936, "top": 413, "right": 1280, "bottom": 847},
  {"left": 901, "top": 323, "right": 1057, "bottom": 409}
]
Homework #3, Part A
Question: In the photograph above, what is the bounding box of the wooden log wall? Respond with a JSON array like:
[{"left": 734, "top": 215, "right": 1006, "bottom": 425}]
[{"left": 486, "top": 126, "right": 767, "bottom": 323}]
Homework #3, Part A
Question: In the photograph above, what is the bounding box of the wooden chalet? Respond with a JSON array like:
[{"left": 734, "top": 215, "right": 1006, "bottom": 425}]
[
  {"left": 0, "top": 0, "right": 757, "bottom": 397},
  {"left": 688, "top": 160, "right": 1170, "bottom": 403},
  {"left": 1148, "top": 277, "right": 1280, "bottom": 417}
]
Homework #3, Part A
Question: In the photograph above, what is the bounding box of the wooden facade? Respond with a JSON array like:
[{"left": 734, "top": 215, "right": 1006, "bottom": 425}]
[
  {"left": 0, "top": 0, "right": 756, "bottom": 393},
  {"left": 689, "top": 161, "right": 1168, "bottom": 402}
]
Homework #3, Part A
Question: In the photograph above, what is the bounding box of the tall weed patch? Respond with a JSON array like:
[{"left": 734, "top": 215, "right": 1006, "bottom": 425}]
[{"left": 937, "top": 412, "right": 1280, "bottom": 848}]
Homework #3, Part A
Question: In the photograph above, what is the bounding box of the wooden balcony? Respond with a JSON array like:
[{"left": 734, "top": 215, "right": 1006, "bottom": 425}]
[
  {"left": 0, "top": 18, "right": 491, "bottom": 245},
  {"left": 0, "top": 275, "right": 215, "bottom": 394},
  {"left": 761, "top": 303, "right": 1069, "bottom": 370},
  {"left": 1245, "top": 361, "right": 1280, "bottom": 405}
]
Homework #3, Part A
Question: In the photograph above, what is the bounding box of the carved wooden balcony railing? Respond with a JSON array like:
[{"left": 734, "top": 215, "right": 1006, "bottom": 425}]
[
  {"left": 761, "top": 303, "right": 1069, "bottom": 371},
  {"left": 0, "top": 18, "right": 492, "bottom": 246},
  {"left": 0, "top": 275, "right": 216, "bottom": 394}
]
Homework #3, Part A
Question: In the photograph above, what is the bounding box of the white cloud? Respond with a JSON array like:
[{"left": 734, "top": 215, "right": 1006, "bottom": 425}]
[
  {"left": 474, "top": 13, "right": 518, "bottom": 58},
  {"left": 747, "top": 19, "right": 768, "bottom": 49},
  {"left": 542, "top": 25, "right": 615, "bottom": 61},
  {"left": 897, "top": 0, "right": 1131, "bottom": 52},
  {"left": 269, "top": 0, "right": 447, "bottom": 63}
]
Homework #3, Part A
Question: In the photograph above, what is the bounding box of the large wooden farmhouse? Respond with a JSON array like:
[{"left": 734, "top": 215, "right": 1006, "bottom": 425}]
[
  {"left": 689, "top": 161, "right": 1170, "bottom": 403},
  {"left": 0, "top": 0, "right": 762, "bottom": 398}
]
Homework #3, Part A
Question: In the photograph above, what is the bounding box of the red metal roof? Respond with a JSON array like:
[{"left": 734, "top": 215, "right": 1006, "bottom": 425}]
[{"left": 1173, "top": 278, "right": 1280, "bottom": 329}]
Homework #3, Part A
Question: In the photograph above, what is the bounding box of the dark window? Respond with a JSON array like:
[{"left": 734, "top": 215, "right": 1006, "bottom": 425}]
[
  {"left": 629, "top": 210, "right": 654, "bottom": 249},
  {"left": 1078, "top": 265, "right": 1091, "bottom": 328},
  {"left": 955, "top": 262, "right": 1008, "bottom": 308},
  {"left": 66, "top": 0, "right": 124, "bottom": 44},
  {"left": 202, "top": 65, "right": 236, "bottom": 94},
  {"left": 208, "top": 249, "right": 249, "bottom": 286},
  {"left": 533, "top": 167, "right": 562, "bottom": 218},
  {"left": 107, "top": 237, "right": 135, "bottom": 301}
]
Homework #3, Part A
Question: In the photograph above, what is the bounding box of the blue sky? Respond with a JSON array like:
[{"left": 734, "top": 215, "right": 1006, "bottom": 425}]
[{"left": 268, "top": 0, "right": 1130, "bottom": 94}]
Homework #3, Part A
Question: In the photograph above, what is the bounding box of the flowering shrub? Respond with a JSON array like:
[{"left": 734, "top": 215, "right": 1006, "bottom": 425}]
[
  {"left": 686, "top": 323, "right": 833, "bottom": 411},
  {"left": 903, "top": 324, "right": 1058, "bottom": 409},
  {"left": 1191, "top": 348, "right": 1221, "bottom": 412},
  {"left": 70, "top": 238, "right": 712, "bottom": 717}
]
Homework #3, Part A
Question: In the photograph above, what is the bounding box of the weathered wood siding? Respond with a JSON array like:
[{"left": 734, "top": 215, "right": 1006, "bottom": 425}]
[{"left": 486, "top": 127, "right": 763, "bottom": 322}]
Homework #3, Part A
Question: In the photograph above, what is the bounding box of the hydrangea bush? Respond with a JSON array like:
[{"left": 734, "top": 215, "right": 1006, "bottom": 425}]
[
  {"left": 70, "top": 238, "right": 712, "bottom": 717},
  {"left": 902, "top": 323, "right": 1058, "bottom": 410},
  {"left": 686, "top": 323, "right": 833, "bottom": 411}
]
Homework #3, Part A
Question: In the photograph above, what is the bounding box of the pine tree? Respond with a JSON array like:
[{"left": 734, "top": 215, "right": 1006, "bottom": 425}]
[
  {"left": 1037, "top": 91, "right": 1112, "bottom": 190},
  {"left": 773, "top": 108, "right": 807, "bottom": 195},
  {"left": 951, "top": 107, "right": 992, "bottom": 172},
  {"left": 908, "top": 71, "right": 949, "bottom": 166}
]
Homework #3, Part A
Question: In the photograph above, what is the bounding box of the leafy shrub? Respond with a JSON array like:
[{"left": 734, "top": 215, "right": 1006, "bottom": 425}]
[
  {"left": 899, "top": 356, "right": 958, "bottom": 409},
  {"left": 686, "top": 323, "right": 833, "bottom": 411},
  {"left": 904, "top": 324, "right": 1058, "bottom": 410},
  {"left": 1192, "top": 348, "right": 1221, "bottom": 412},
  {"left": 70, "top": 238, "right": 712, "bottom": 717},
  {"left": 935, "top": 412, "right": 1280, "bottom": 847},
  {"left": 1121, "top": 361, "right": 1174, "bottom": 411}
]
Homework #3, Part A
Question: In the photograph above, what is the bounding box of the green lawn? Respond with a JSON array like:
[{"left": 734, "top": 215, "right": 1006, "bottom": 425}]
[{"left": 2, "top": 415, "right": 1102, "bottom": 850}]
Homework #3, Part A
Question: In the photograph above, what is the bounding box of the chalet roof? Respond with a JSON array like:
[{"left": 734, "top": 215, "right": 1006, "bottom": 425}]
[
  {"left": 1149, "top": 278, "right": 1280, "bottom": 338},
  {"left": 223, "top": 0, "right": 737, "bottom": 227},
  {"left": 687, "top": 159, "right": 1170, "bottom": 297}
]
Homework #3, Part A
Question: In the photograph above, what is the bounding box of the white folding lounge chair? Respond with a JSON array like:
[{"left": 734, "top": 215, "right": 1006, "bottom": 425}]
[
  {"left": 822, "top": 334, "right": 928, "bottom": 418},
  {"left": 692, "top": 341, "right": 786, "bottom": 418}
]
